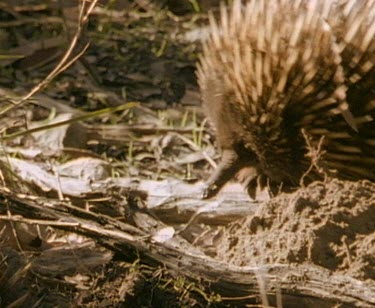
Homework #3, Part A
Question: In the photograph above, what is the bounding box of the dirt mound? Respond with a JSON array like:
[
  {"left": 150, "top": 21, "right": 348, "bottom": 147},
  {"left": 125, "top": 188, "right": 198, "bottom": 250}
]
[{"left": 214, "top": 179, "right": 375, "bottom": 281}]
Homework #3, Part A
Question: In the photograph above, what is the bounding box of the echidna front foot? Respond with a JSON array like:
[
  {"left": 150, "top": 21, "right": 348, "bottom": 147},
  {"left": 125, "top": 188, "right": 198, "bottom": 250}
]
[
  {"left": 240, "top": 170, "right": 294, "bottom": 199},
  {"left": 203, "top": 149, "right": 253, "bottom": 199}
]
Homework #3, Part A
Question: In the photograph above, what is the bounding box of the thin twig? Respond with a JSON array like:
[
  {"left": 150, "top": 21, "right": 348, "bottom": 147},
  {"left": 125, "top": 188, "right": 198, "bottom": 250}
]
[
  {"left": 0, "top": 215, "right": 80, "bottom": 228},
  {"left": 2, "top": 102, "right": 138, "bottom": 140},
  {"left": 299, "top": 129, "right": 326, "bottom": 187},
  {"left": 0, "top": 0, "right": 99, "bottom": 115}
]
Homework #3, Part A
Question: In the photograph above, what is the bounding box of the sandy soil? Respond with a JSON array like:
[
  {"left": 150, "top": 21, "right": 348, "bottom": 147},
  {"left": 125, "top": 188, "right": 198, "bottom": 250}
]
[{"left": 212, "top": 179, "right": 375, "bottom": 281}]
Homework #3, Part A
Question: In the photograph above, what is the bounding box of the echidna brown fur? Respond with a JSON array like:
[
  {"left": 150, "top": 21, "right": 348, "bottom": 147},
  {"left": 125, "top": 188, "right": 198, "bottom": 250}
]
[{"left": 197, "top": 0, "right": 375, "bottom": 198}]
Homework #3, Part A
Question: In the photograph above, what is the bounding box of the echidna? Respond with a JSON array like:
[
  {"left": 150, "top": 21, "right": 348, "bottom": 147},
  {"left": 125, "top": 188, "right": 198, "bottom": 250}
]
[{"left": 197, "top": 0, "right": 375, "bottom": 198}]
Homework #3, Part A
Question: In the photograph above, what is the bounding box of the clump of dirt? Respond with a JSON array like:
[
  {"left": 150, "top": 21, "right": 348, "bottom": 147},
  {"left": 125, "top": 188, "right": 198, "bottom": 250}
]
[{"left": 213, "top": 179, "right": 375, "bottom": 281}]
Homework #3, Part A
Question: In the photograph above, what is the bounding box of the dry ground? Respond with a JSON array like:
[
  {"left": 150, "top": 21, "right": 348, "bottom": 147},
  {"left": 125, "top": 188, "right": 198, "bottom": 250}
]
[{"left": 0, "top": 1, "right": 374, "bottom": 307}]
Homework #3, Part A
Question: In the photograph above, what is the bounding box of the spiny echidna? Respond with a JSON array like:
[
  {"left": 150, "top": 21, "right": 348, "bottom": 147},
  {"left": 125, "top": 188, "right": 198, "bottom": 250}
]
[{"left": 197, "top": 0, "right": 375, "bottom": 198}]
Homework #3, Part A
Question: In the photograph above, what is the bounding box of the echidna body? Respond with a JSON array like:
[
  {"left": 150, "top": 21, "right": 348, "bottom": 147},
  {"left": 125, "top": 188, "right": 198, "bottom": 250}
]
[{"left": 197, "top": 0, "right": 375, "bottom": 198}]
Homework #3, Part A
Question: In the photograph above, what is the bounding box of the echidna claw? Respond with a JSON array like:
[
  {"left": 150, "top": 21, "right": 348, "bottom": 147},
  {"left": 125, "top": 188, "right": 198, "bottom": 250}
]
[{"left": 202, "top": 183, "right": 219, "bottom": 199}]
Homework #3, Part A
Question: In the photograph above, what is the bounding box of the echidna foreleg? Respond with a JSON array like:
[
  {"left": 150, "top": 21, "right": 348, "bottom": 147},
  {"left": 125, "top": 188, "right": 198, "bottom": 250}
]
[
  {"left": 236, "top": 167, "right": 261, "bottom": 200},
  {"left": 203, "top": 149, "right": 251, "bottom": 199}
]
